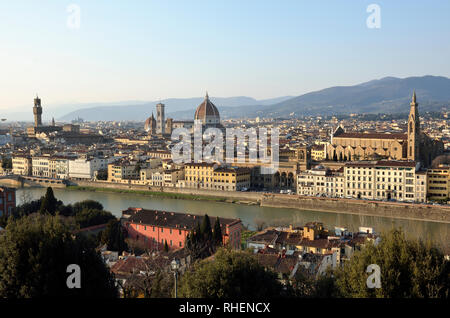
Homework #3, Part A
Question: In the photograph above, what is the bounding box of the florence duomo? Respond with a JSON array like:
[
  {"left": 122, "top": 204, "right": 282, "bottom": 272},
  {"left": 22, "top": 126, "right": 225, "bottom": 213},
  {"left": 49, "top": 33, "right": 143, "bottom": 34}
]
[{"left": 327, "top": 91, "right": 444, "bottom": 167}]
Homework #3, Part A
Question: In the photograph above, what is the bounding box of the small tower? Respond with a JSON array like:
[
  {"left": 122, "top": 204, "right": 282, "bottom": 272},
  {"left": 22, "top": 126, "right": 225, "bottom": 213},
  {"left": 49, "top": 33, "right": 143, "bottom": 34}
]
[
  {"left": 33, "top": 95, "right": 43, "bottom": 127},
  {"left": 51, "top": 117, "right": 55, "bottom": 126},
  {"left": 156, "top": 103, "right": 165, "bottom": 135},
  {"left": 407, "top": 90, "right": 420, "bottom": 161}
]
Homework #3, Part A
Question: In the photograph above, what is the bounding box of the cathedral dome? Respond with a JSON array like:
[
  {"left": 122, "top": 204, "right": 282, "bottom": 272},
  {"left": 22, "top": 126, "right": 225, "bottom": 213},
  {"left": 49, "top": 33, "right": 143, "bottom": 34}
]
[{"left": 194, "top": 92, "right": 220, "bottom": 125}]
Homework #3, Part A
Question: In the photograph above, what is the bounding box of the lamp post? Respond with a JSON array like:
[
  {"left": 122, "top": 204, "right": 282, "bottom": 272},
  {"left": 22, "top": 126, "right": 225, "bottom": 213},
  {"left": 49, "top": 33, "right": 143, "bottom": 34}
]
[{"left": 171, "top": 258, "right": 181, "bottom": 298}]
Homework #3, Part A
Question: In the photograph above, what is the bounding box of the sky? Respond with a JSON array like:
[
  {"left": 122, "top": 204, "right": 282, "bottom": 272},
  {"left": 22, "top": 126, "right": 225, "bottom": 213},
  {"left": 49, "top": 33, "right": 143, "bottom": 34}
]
[{"left": 1, "top": 0, "right": 450, "bottom": 112}]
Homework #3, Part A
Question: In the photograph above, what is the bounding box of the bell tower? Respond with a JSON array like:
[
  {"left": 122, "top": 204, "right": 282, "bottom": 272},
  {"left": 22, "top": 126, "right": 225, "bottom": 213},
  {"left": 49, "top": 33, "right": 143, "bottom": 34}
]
[
  {"left": 407, "top": 90, "right": 420, "bottom": 161},
  {"left": 156, "top": 103, "right": 165, "bottom": 135},
  {"left": 33, "top": 95, "right": 42, "bottom": 127}
]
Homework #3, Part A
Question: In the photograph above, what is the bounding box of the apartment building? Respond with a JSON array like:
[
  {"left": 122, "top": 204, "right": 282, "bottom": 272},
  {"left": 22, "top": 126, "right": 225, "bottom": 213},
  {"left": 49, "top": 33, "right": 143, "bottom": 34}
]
[
  {"left": 68, "top": 156, "right": 115, "bottom": 179},
  {"left": 212, "top": 167, "right": 251, "bottom": 191},
  {"left": 183, "top": 162, "right": 217, "bottom": 189},
  {"left": 298, "top": 161, "right": 421, "bottom": 202},
  {"left": 32, "top": 156, "right": 51, "bottom": 178},
  {"left": 107, "top": 159, "right": 141, "bottom": 182},
  {"left": 12, "top": 155, "right": 32, "bottom": 176},
  {"left": 427, "top": 167, "right": 449, "bottom": 202},
  {"left": 297, "top": 165, "right": 344, "bottom": 197},
  {"left": 345, "top": 161, "right": 418, "bottom": 201},
  {"left": 182, "top": 163, "right": 251, "bottom": 191},
  {"left": 48, "top": 157, "right": 70, "bottom": 179}
]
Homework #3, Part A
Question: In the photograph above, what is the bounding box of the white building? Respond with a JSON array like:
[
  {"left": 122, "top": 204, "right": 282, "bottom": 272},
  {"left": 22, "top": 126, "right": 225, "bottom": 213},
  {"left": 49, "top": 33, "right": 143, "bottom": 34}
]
[
  {"left": 32, "top": 156, "right": 51, "bottom": 178},
  {"left": 69, "top": 157, "right": 114, "bottom": 180}
]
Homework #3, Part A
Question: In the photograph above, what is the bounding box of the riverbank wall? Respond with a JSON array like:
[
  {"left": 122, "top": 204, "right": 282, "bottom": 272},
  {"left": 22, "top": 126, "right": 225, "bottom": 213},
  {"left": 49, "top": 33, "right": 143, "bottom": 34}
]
[
  {"left": 6, "top": 177, "right": 450, "bottom": 223},
  {"left": 70, "top": 180, "right": 450, "bottom": 224},
  {"left": 261, "top": 194, "right": 450, "bottom": 223}
]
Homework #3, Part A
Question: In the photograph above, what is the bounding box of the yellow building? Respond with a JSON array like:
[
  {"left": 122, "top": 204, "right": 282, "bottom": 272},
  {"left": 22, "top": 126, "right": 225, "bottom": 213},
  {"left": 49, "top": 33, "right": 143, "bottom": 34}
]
[
  {"left": 182, "top": 163, "right": 251, "bottom": 191},
  {"left": 427, "top": 167, "right": 449, "bottom": 202},
  {"left": 12, "top": 155, "right": 32, "bottom": 176},
  {"left": 213, "top": 167, "right": 251, "bottom": 191},
  {"left": 107, "top": 160, "right": 140, "bottom": 182},
  {"left": 311, "top": 144, "right": 325, "bottom": 161}
]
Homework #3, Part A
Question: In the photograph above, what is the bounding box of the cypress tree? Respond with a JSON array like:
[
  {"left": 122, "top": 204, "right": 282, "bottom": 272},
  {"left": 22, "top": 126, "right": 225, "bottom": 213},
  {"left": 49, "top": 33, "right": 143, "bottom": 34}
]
[
  {"left": 200, "top": 214, "right": 212, "bottom": 241},
  {"left": 212, "top": 217, "right": 223, "bottom": 246},
  {"left": 39, "top": 187, "right": 58, "bottom": 215}
]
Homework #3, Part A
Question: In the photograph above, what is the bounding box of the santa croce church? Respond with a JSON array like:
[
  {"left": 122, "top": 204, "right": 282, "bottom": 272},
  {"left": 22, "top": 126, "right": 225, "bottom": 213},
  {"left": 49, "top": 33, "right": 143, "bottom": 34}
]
[{"left": 326, "top": 91, "right": 443, "bottom": 167}]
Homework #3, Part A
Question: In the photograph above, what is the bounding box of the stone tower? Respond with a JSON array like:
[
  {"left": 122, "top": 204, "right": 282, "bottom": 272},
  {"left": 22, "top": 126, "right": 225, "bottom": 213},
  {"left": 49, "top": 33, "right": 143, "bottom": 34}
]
[
  {"left": 156, "top": 103, "right": 165, "bottom": 135},
  {"left": 33, "top": 95, "right": 42, "bottom": 127},
  {"left": 407, "top": 90, "right": 420, "bottom": 161}
]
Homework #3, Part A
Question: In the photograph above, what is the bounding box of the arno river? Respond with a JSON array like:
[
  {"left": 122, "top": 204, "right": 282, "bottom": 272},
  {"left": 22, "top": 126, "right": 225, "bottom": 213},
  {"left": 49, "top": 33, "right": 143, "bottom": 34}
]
[{"left": 17, "top": 188, "right": 450, "bottom": 247}]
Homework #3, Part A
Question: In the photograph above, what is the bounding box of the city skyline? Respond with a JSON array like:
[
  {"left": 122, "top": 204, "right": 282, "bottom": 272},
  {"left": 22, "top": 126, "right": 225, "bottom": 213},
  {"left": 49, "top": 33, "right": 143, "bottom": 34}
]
[{"left": 1, "top": 1, "right": 450, "bottom": 110}]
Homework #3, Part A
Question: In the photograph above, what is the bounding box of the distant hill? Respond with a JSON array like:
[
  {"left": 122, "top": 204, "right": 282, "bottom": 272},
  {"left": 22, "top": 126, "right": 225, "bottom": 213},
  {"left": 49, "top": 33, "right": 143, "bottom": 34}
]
[
  {"left": 237, "top": 75, "right": 450, "bottom": 118},
  {"left": 58, "top": 96, "right": 292, "bottom": 122},
  {"left": 56, "top": 75, "right": 450, "bottom": 122}
]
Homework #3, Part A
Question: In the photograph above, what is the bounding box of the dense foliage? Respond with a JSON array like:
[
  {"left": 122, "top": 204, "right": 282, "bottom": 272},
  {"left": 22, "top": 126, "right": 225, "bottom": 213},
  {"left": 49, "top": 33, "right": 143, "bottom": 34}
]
[
  {"left": 185, "top": 214, "right": 223, "bottom": 260},
  {"left": 334, "top": 229, "right": 450, "bottom": 298},
  {"left": 0, "top": 214, "right": 118, "bottom": 297},
  {"left": 179, "top": 248, "right": 284, "bottom": 298}
]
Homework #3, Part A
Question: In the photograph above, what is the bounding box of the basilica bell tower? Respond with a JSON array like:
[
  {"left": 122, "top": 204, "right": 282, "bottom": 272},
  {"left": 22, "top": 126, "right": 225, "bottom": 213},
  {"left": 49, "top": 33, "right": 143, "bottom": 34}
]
[{"left": 407, "top": 90, "right": 420, "bottom": 161}]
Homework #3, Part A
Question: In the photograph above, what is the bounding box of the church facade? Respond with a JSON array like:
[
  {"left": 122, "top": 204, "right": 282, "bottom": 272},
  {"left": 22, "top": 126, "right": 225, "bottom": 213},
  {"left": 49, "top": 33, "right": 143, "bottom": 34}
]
[{"left": 326, "top": 92, "right": 443, "bottom": 167}]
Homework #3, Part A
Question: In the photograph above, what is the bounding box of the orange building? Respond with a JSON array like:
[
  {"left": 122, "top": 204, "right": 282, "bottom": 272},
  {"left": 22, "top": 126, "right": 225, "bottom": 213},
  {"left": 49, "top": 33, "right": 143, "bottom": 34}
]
[{"left": 121, "top": 208, "right": 242, "bottom": 251}]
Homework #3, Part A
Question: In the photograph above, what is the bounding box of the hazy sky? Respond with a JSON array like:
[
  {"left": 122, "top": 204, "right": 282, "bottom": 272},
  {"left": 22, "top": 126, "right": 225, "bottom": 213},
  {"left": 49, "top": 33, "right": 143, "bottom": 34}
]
[{"left": 1, "top": 0, "right": 450, "bottom": 111}]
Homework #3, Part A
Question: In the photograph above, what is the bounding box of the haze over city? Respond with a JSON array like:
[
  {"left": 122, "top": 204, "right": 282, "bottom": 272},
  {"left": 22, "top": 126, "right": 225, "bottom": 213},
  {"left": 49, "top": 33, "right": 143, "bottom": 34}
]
[{"left": 1, "top": 0, "right": 450, "bottom": 111}]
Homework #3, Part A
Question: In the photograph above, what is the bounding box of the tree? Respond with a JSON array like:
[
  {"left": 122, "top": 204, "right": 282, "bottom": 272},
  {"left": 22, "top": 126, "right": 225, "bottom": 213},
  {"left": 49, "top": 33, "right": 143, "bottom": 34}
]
[
  {"left": 179, "top": 248, "right": 284, "bottom": 298},
  {"left": 75, "top": 208, "right": 115, "bottom": 228},
  {"left": 0, "top": 214, "right": 118, "bottom": 297},
  {"left": 212, "top": 217, "right": 222, "bottom": 247},
  {"left": 164, "top": 240, "right": 169, "bottom": 252},
  {"left": 185, "top": 216, "right": 216, "bottom": 260},
  {"left": 39, "top": 187, "right": 58, "bottom": 215},
  {"left": 96, "top": 169, "right": 108, "bottom": 181},
  {"left": 72, "top": 200, "right": 104, "bottom": 214},
  {"left": 1, "top": 157, "right": 12, "bottom": 170},
  {"left": 200, "top": 214, "right": 212, "bottom": 241},
  {"left": 100, "top": 219, "right": 128, "bottom": 253},
  {"left": 334, "top": 229, "right": 449, "bottom": 298}
]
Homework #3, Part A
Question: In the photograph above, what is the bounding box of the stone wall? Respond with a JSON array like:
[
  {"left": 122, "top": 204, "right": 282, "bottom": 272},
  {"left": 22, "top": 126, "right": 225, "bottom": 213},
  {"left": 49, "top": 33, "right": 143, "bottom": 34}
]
[{"left": 260, "top": 194, "right": 450, "bottom": 223}]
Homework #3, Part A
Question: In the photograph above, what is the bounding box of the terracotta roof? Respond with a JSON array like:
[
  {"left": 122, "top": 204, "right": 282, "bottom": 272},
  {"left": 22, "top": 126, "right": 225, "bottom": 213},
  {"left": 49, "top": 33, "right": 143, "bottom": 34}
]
[
  {"left": 194, "top": 93, "right": 220, "bottom": 120},
  {"left": 334, "top": 132, "right": 407, "bottom": 140},
  {"left": 122, "top": 208, "right": 241, "bottom": 230}
]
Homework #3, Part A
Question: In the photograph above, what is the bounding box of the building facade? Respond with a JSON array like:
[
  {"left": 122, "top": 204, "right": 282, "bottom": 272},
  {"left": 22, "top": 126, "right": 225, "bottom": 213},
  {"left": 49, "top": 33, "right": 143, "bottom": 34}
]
[
  {"left": 0, "top": 187, "right": 16, "bottom": 217},
  {"left": 122, "top": 208, "right": 242, "bottom": 250}
]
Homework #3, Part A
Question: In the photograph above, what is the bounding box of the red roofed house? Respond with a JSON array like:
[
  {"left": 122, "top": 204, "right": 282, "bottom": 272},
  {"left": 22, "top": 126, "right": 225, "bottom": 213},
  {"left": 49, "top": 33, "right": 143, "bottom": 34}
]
[{"left": 121, "top": 208, "right": 242, "bottom": 251}]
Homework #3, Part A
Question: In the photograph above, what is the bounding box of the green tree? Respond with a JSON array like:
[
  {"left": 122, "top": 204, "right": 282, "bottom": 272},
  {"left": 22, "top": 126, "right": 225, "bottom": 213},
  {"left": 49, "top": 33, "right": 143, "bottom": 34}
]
[
  {"left": 72, "top": 200, "right": 104, "bottom": 214},
  {"left": 200, "top": 214, "right": 212, "bottom": 241},
  {"left": 334, "top": 229, "right": 449, "bottom": 298},
  {"left": 212, "top": 217, "right": 222, "bottom": 247},
  {"left": 96, "top": 169, "right": 108, "bottom": 181},
  {"left": 164, "top": 240, "right": 169, "bottom": 252},
  {"left": 179, "top": 248, "right": 284, "bottom": 298},
  {"left": 39, "top": 187, "right": 58, "bottom": 215},
  {"left": 0, "top": 214, "right": 118, "bottom": 298},
  {"left": 75, "top": 208, "right": 115, "bottom": 228},
  {"left": 100, "top": 219, "right": 128, "bottom": 254},
  {"left": 1, "top": 157, "right": 12, "bottom": 170}
]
